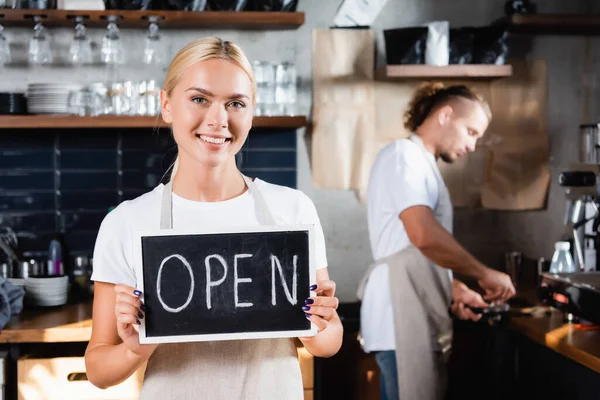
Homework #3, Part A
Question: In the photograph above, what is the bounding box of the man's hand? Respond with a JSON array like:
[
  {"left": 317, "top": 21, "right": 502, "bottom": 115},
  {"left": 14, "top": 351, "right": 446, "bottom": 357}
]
[
  {"left": 478, "top": 267, "right": 516, "bottom": 303},
  {"left": 451, "top": 280, "right": 489, "bottom": 322}
]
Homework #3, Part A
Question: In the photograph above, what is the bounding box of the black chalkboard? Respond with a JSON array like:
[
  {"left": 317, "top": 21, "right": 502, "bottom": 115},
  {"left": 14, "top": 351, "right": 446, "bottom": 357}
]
[{"left": 134, "top": 225, "right": 316, "bottom": 343}]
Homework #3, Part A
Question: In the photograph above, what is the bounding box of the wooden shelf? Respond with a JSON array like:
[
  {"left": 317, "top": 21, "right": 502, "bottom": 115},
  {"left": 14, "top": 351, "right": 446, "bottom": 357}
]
[
  {"left": 496, "top": 14, "right": 600, "bottom": 35},
  {"left": 383, "top": 64, "right": 513, "bottom": 79},
  {"left": 0, "top": 9, "right": 305, "bottom": 29},
  {"left": 0, "top": 115, "right": 308, "bottom": 129}
]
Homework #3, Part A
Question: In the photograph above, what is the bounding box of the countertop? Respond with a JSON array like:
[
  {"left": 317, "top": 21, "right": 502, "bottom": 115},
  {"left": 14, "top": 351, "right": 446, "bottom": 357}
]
[
  {"left": 0, "top": 301, "right": 308, "bottom": 348},
  {"left": 0, "top": 302, "right": 92, "bottom": 343},
  {"left": 0, "top": 298, "right": 598, "bottom": 376},
  {"left": 506, "top": 286, "right": 600, "bottom": 374},
  {"left": 509, "top": 309, "right": 600, "bottom": 374}
]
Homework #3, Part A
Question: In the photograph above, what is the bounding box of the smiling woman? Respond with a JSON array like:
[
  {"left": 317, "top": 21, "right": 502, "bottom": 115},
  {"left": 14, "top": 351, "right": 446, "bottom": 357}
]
[
  {"left": 83, "top": 37, "right": 343, "bottom": 400},
  {"left": 161, "top": 39, "right": 256, "bottom": 186}
]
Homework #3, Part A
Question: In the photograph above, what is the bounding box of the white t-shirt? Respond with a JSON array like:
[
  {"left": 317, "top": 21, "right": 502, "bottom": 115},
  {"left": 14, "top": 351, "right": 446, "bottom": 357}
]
[
  {"left": 91, "top": 178, "right": 328, "bottom": 288},
  {"left": 360, "top": 137, "right": 440, "bottom": 352}
]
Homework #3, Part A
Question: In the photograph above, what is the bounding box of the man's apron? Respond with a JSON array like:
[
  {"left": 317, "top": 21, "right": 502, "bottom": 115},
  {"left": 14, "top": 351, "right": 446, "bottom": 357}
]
[
  {"left": 357, "top": 135, "right": 454, "bottom": 400},
  {"left": 139, "top": 175, "right": 304, "bottom": 400}
]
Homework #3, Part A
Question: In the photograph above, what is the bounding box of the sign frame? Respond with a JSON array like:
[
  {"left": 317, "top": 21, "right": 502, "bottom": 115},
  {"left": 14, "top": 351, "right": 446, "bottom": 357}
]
[{"left": 132, "top": 224, "right": 318, "bottom": 344}]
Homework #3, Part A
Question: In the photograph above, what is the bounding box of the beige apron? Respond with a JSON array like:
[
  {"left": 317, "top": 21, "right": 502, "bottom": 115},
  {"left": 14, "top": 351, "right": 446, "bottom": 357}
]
[
  {"left": 139, "top": 176, "right": 304, "bottom": 400},
  {"left": 357, "top": 135, "right": 454, "bottom": 400}
]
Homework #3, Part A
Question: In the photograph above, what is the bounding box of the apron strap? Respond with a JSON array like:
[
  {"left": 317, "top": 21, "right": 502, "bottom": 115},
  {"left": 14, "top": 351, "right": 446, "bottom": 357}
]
[
  {"left": 160, "top": 179, "right": 173, "bottom": 230},
  {"left": 160, "top": 173, "right": 276, "bottom": 230},
  {"left": 241, "top": 175, "right": 277, "bottom": 225},
  {"left": 356, "top": 252, "right": 398, "bottom": 300}
]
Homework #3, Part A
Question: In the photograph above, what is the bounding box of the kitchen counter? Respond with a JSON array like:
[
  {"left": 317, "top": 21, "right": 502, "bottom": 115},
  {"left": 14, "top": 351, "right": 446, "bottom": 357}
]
[
  {"left": 3, "top": 297, "right": 599, "bottom": 398},
  {"left": 0, "top": 302, "right": 92, "bottom": 343},
  {"left": 509, "top": 309, "right": 600, "bottom": 374},
  {"left": 506, "top": 285, "right": 600, "bottom": 375},
  {"left": 2, "top": 300, "right": 598, "bottom": 362}
]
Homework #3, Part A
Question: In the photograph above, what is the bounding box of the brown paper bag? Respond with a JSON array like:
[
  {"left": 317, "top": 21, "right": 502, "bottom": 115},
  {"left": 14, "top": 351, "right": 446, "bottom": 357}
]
[
  {"left": 481, "top": 60, "right": 550, "bottom": 210},
  {"left": 311, "top": 29, "right": 376, "bottom": 191}
]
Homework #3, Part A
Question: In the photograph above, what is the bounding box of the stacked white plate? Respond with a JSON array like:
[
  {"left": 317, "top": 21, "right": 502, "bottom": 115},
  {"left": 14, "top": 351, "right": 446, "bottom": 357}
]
[
  {"left": 24, "top": 276, "right": 69, "bottom": 307},
  {"left": 26, "top": 83, "right": 82, "bottom": 115}
]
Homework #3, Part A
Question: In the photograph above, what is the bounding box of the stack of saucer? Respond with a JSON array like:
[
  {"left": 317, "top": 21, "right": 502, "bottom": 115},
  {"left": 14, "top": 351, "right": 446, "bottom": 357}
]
[
  {"left": 26, "top": 83, "right": 81, "bottom": 115},
  {"left": 24, "top": 276, "right": 69, "bottom": 307}
]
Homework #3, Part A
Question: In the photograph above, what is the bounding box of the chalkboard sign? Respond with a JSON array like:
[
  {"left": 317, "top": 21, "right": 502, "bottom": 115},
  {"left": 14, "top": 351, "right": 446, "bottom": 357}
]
[{"left": 133, "top": 225, "right": 317, "bottom": 344}]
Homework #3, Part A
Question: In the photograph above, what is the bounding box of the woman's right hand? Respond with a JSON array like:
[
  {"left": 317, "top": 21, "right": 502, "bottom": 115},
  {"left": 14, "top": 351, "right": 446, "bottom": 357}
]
[{"left": 114, "top": 284, "right": 158, "bottom": 359}]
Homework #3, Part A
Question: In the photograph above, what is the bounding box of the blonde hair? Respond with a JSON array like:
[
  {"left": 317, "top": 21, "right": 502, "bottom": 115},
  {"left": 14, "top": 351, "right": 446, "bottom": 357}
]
[
  {"left": 403, "top": 82, "right": 492, "bottom": 132},
  {"left": 165, "top": 37, "right": 256, "bottom": 181}
]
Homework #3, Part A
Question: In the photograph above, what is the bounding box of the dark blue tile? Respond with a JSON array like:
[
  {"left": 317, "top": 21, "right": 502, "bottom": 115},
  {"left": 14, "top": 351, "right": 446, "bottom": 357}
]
[
  {"left": 60, "top": 211, "right": 107, "bottom": 232},
  {"left": 0, "top": 131, "right": 54, "bottom": 148},
  {"left": 122, "top": 189, "right": 152, "bottom": 202},
  {"left": 64, "top": 231, "right": 99, "bottom": 253},
  {"left": 0, "top": 172, "right": 54, "bottom": 191},
  {"left": 0, "top": 127, "right": 300, "bottom": 258},
  {"left": 121, "top": 151, "right": 176, "bottom": 170},
  {"left": 59, "top": 131, "right": 118, "bottom": 149},
  {"left": 0, "top": 151, "right": 53, "bottom": 170},
  {"left": 122, "top": 171, "right": 164, "bottom": 190},
  {"left": 61, "top": 191, "right": 118, "bottom": 211},
  {"left": 18, "top": 231, "right": 55, "bottom": 255},
  {"left": 237, "top": 150, "right": 296, "bottom": 169},
  {"left": 0, "top": 192, "right": 54, "bottom": 212},
  {"left": 0, "top": 212, "right": 55, "bottom": 232},
  {"left": 60, "top": 172, "right": 116, "bottom": 190},
  {"left": 245, "top": 129, "right": 296, "bottom": 149},
  {"left": 241, "top": 170, "right": 296, "bottom": 188},
  {"left": 121, "top": 130, "right": 175, "bottom": 151},
  {"left": 61, "top": 151, "right": 117, "bottom": 170}
]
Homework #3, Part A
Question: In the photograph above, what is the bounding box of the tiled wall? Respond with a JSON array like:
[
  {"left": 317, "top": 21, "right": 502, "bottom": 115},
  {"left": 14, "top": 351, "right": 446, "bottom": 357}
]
[{"left": 0, "top": 127, "right": 297, "bottom": 258}]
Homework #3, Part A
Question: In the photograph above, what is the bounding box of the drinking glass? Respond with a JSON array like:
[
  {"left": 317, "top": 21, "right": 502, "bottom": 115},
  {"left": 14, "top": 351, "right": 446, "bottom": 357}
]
[
  {"left": 101, "top": 16, "right": 125, "bottom": 65},
  {"left": 68, "top": 16, "right": 93, "bottom": 66},
  {"left": 275, "top": 62, "right": 297, "bottom": 115},
  {"left": 143, "top": 16, "right": 164, "bottom": 65},
  {"left": 28, "top": 17, "right": 52, "bottom": 66},
  {"left": 0, "top": 24, "right": 11, "bottom": 66}
]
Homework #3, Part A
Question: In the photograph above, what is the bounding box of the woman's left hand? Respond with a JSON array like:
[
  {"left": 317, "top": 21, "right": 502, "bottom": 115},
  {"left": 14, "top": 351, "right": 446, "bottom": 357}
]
[{"left": 302, "top": 280, "right": 339, "bottom": 333}]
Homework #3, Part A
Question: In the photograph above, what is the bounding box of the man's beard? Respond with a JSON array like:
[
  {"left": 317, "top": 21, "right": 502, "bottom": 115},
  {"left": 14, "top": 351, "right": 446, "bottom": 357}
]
[{"left": 440, "top": 153, "right": 454, "bottom": 163}]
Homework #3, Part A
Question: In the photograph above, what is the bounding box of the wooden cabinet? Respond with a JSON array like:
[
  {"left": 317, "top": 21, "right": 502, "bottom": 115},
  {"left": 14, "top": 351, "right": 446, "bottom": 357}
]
[
  {"left": 17, "top": 357, "right": 145, "bottom": 400},
  {"left": 17, "top": 350, "right": 313, "bottom": 400}
]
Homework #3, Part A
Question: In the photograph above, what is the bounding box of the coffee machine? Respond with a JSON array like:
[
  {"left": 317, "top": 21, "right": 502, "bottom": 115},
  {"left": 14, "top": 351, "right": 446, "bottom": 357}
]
[
  {"left": 558, "top": 163, "right": 600, "bottom": 272},
  {"left": 539, "top": 124, "right": 600, "bottom": 324},
  {"left": 556, "top": 124, "right": 600, "bottom": 271}
]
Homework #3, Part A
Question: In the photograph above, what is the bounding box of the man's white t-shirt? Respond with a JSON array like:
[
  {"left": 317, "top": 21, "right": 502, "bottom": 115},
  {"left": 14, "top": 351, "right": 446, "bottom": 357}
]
[
  {"left": 361, "top": 137, "right": 440, "bottom": 352},
  {"left": 91, "top": 178, "right": 328, "bottom": 288}
]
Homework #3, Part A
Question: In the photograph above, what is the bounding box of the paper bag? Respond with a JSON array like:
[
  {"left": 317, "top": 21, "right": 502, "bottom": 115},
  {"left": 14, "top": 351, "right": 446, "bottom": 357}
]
[
  {"left": 481, "top": 60, "right": 550, "bottom": 210},
  {"left": 311, "top": 29, "right": 376, "bottom": 191}
]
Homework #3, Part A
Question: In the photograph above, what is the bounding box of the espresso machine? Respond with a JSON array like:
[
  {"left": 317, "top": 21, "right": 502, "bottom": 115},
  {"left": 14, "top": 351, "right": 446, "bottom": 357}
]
[
  {"left": 558, "top": 163, "right": 600, "bottom": 272},
  {"left": 539, "top": 123, "right": 600, "bottom": 325}
]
